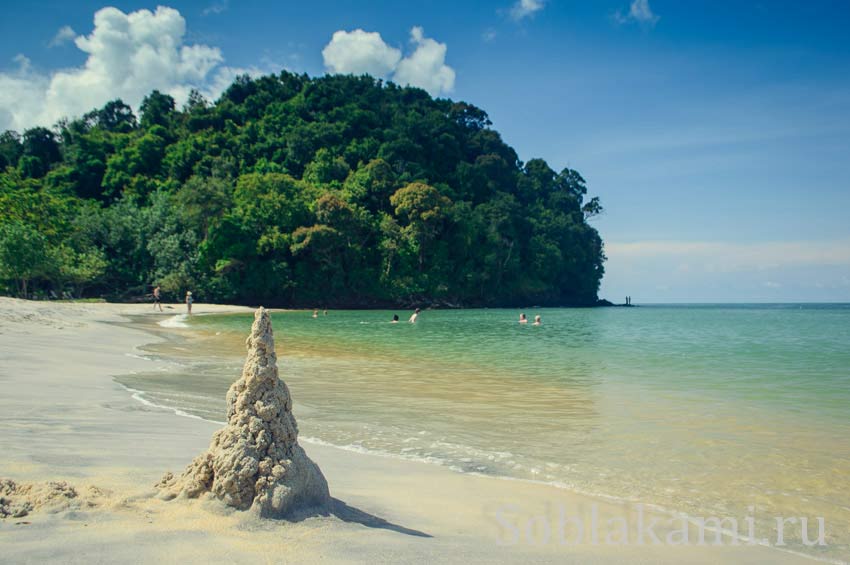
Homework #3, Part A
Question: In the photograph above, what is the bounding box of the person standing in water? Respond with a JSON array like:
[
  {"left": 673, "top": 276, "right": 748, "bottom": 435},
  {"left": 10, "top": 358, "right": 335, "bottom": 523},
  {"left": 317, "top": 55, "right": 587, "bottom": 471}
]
[
  {"left": 533, "top": 314, "right": 541, "bottom": 326},
  {"left": 185, "top": 291, "right": 193, "bottom": 315},
  {"left": 409, "top": 308, "right": 421, "bottom": 323},
  {"left": 391, "top": 314, "right": 399, "bottom": 323},
  {"left": 519, "top": 313, "right": 528, "bottom": 324},
  {"left": 323, "top": 309, "right": 328, "bottom": 316},
  {"left": 153, "top": 285, "right": 163, "bottom": 312},
  {"left": 312, "top": 309, "right": 318, "bottom": 318}
]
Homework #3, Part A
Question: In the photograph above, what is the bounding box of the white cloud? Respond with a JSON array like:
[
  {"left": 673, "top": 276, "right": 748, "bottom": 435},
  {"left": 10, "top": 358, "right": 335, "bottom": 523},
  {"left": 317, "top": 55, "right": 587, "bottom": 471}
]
[
  {"left": 509, "top": 0, "right": 545, "bottom": 21},
  {"left": 322, "top": 27, "right": 455, "bottom": 97},
  {"left": 0, "top": 56, "right": 49, "bottom": 133},
  {"left": 0, "top": 6, "right": 266, "bottom": 132},
  {"left": 393, "top": 27, "right": 455, "bottom": 96},
  {"left": 600, "top": 239, "right": 850, "bottom": 302},
  {"left": 48, "top": 26, "right": 77, "bottom": 48},
  {"left": 321, "top": 29, "right": 401, "bottom": 78},
  {"left": 614, "top": 0, "right": 659, "bottom": 26},
  {"left": 605, "top": 240, "right": 850, "bottom": 272},
  {"left": 202, "top": 0, "right": 229, "bottom": 16}
]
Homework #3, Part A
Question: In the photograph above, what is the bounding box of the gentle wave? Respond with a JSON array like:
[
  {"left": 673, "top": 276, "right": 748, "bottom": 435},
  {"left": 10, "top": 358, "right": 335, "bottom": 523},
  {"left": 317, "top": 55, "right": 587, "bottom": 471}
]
[
  {"left": 299, "top": 433, "right": 844, "bottom": 563},
  {"left": 124, "top": 352, "right": 154, "bottom": 361},
  {"left": 117, "top": 378, "right": 841, "bottom": 564},
  {"left": 117, "top": 383, "right": 225, "bottom": 425},
  {"left": 158, "top": 314, "right": 190, "bottom": 328}
]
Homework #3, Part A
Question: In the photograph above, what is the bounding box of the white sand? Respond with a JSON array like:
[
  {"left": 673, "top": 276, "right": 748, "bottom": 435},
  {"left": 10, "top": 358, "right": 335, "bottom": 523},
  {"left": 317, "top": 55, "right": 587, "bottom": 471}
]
[{"left": 0, "top": 298, "right": 812, "bottom": 563}]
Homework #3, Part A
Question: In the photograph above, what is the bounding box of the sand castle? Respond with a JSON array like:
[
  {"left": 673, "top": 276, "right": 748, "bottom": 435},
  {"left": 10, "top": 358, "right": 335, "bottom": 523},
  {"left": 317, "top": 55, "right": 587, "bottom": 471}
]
[{"left": 158, "top": 307, "right": 330, "bottom": 517}]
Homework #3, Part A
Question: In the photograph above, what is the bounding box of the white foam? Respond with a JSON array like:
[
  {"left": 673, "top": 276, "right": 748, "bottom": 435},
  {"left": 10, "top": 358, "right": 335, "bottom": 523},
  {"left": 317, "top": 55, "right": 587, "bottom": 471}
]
[
  {"left": 173, "top": 407, "right": 224, "bottom": 424},
  {"left": 118, "top": 383, "right": 224, "bottom": 425},
  {"left": 158, "top": 314, "right": 189, "bottom": 328},
  {"left": 124, "top": 353, "right": 154, "bottom": 361}
]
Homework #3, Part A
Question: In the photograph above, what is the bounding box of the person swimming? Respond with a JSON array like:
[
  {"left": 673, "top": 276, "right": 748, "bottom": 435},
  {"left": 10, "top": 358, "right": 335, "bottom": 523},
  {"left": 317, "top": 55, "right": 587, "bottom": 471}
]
[
  {"left": 391, "top": 314, "right": 399, "bottom": 323},
  {"left": 533, "top": 315, "right": 542, "bottom": 326},
  {"left": 409, "top": 308, "right": 421, "bottom": 323},
  {"left": 519, "top": 313, "right": 528, "bottom": 324}
]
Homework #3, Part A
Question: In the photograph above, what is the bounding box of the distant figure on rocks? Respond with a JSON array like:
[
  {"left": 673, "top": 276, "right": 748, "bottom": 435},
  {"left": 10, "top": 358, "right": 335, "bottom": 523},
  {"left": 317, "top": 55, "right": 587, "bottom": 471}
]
[
  {"left": 391, "top": 314, "right": 399, "bottom": 323},
  {"left": 153, "top": 285, "right": 163, "bottom": 312},
  {"left": 533, "top": 315, "right": 542, "bottom": 326},
  {"left": 185, "top": 291, "right": 193, "bottom": 315},
  {"left": 519, "top": 313, "right": 528, "bottom": 324},
  {"left": 409, "top": 308, "right": 421, "bottom": 323}
]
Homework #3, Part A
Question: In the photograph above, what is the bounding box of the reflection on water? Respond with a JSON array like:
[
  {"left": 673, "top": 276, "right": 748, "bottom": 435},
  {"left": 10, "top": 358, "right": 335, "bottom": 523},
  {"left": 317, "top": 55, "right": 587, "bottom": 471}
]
[{"left": 117, "top": 305, "right": 850, "bottom": 561}]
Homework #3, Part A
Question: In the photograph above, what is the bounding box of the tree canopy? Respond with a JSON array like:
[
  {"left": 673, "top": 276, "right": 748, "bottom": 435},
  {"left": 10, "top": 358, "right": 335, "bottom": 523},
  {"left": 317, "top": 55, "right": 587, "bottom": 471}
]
[{"left": 0, "top": 72, "right": 605, "bottom": 306}]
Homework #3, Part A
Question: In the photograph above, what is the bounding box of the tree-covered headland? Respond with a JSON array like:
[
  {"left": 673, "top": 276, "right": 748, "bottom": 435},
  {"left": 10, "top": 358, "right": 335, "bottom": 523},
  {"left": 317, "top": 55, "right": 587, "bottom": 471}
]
[{"left": 0, "top": 72, "right": 605, "bottom": 307}]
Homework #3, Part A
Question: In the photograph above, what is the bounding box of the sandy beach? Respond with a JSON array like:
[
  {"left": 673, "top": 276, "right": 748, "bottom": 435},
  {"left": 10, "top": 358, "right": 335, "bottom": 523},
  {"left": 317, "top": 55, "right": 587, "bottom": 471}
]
[{"left": 0, "top": 298, "right": 814, "bottom": 564}]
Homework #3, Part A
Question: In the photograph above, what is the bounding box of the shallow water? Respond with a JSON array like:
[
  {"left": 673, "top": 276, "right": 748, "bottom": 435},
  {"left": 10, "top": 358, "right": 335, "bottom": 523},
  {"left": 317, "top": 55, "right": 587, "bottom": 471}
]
[{"left": 117, "top": 304, "right": 850, "bottom": 561}]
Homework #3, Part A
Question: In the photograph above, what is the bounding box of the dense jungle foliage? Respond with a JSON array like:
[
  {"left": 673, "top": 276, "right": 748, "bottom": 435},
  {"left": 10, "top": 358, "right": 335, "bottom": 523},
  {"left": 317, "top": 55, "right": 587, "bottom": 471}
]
[{"left": 0, "top": 72, "right": 605, "bottom": 307}]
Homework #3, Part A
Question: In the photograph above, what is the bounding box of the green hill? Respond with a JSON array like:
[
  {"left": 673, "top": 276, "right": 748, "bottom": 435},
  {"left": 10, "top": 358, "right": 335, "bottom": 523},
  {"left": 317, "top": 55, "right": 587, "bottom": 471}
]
[{"left": 0, "top": 72, "right": 605, "bottom": 307}]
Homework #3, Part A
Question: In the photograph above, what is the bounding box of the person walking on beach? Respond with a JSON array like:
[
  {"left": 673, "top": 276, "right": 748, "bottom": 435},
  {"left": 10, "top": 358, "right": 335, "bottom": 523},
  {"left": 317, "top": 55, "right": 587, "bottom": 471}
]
[
  {"left": 533, "top": 314, "right": 542, "bottom": 326},
  {"left": 153, "top": 285, "right": 163, "bottom": 312},
  {"left": 185, "top": 291, "right": 193, "bottom": 315},
  {"left": 409, "top": 308, "right": 421, "bottom": 323},
  {"left": 519, "top": 313, "right": 528, "bottom": 324}
]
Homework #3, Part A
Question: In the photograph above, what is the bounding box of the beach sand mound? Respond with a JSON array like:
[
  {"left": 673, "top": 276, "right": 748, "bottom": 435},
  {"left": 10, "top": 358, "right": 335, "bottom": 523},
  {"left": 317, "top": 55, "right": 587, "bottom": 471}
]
[
  {"left": 158, "top": 307, "right": 330, "bottom": 518},
  {"left": 0, "top": 479, "right": 106, "bottom": 518}
]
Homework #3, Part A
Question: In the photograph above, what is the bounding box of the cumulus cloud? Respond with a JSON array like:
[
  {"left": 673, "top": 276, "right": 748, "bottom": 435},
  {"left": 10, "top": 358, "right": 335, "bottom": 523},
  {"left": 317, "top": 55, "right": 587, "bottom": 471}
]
[
  {"left": 0, "top": 56, "right": 49, "bottom": 133},
  {"left": 321, "top": 29, "right": 401, "bottom": 78},
  {"left": 614, "top": 0, "right": 660, "bottom": 25},
  {"left": 393, "top": 27, "right": 455, "bottom": 96},
  {"left": 509, "top": 0, "right": 545, "bottom": 21},
  {"left": 322, "top": 27, "right": 455, "bottom": 97},
  {"left": 48, "top": 26, "right": 77, "bottom": 48},
  {"left": 0, "top": 6, "right": 265, "bottom": 132}
]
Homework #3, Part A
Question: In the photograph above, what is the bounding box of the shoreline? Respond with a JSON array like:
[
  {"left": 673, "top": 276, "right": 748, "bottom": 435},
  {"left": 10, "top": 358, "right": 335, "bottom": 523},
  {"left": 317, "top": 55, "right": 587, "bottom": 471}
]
[
  {"left": 115, "top": 351, "right": 840, "bottom": 565},
  {"left": 0, "top": 298, "right": 822, "bottom": 563}
]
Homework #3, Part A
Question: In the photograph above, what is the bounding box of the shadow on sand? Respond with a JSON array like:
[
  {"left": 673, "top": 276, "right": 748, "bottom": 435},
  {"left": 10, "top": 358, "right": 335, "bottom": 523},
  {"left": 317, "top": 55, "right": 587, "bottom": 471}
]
[
  {"left": 329, "top": 498, "right": 432, "bottom": 538},
  {"left": 284, "top": 498, "right": 432, "bottom": 538}
]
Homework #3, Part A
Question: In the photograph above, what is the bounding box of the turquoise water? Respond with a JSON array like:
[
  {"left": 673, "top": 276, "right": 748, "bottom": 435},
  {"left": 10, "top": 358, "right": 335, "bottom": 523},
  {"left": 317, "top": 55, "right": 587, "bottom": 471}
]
[{"left": 118, "top": 304, "right": 850, "bottom": 560}]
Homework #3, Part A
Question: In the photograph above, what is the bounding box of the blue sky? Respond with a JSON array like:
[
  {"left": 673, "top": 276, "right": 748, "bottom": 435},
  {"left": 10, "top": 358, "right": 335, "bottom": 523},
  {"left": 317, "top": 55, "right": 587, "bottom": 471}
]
[{"left": 1, "top": 1, "right": 849, "bottom": 302}]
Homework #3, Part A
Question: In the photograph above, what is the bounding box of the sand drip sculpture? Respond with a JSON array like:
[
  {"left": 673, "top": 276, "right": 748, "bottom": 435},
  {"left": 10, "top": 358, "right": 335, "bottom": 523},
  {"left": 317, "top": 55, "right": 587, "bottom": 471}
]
[{"left": 158, "top": 307, "right": 330, "bottom": 517}]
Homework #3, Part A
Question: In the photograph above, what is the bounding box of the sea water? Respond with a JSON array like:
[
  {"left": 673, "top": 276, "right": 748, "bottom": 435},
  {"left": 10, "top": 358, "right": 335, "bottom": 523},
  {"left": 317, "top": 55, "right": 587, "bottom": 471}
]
[{"left": 117, "top": 304, "right": 850, "bottom": 560}]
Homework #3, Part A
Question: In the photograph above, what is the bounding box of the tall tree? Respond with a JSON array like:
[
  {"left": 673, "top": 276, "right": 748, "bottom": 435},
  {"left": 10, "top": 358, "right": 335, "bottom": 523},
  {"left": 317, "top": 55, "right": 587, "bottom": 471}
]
[
  {"left": 0, "top": 222, "right": 50, "bottom": 297},
  {"left": 20, "top": 127, "right": 61, "bottom": 178},
  {"left": 140, "top": 91, "right": 176, "bottom": 130}
]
